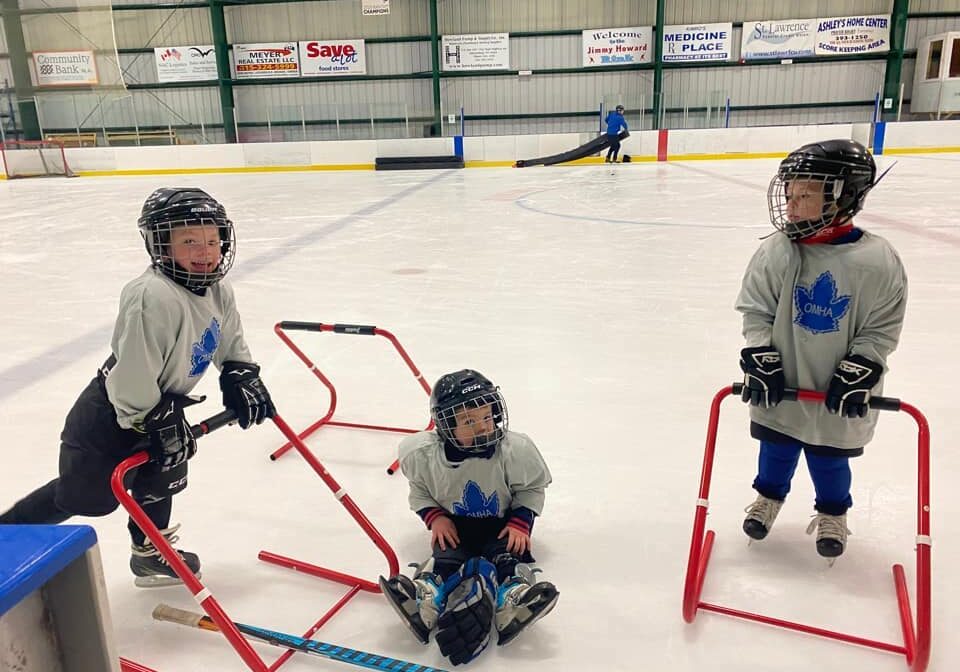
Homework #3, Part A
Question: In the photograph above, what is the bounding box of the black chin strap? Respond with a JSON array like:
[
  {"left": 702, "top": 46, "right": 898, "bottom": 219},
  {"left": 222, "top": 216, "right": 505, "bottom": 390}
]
[{"left": 443, "top": 440, "right": 496, "bottom": 463}]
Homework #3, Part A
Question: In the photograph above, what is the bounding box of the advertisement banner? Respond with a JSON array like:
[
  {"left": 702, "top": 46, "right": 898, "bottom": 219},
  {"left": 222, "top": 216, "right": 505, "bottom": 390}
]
[
  {"left": 154, "top": 45, "right": 218, "bottom": 83},
  {"left": 582, "top": 27, "right": 653, "bottom": 66},
  {"left": 741, "top": 19, "right": 815, "bottom": 60},
  {"left": 815, "top": 15, "right": 890, "bottom": 55},
  {"left": 662, "top": 23, "right": 733, "bottom": 62},
  {"left": 34, "top": 51, "right": 98, "bottom": 86},
  {"left": 234, "top": 43, "right": 299, "bottom": 79},
  {"left": 362, "top": 0, "right": 389, "bottom": 15},
  {"left": 298, "top": 40, "right": 366, "bottom": 76},
  {"left": 441, "top": 33, "right": 509, "bottom": 71}
]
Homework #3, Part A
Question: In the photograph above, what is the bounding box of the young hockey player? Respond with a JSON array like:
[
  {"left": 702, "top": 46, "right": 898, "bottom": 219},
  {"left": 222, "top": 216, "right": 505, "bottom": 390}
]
[
  {"left": 0, "top": 187, "right": 276, "bottom": 586},
  {"left": 604, "top": 104, "right": 628, "bottom": 163},
  {"left": 736, "top": 139, "right": 907, "bottom": 559},
  {"left": 380, "top": 370, "right": 558, "bottom": 665}
]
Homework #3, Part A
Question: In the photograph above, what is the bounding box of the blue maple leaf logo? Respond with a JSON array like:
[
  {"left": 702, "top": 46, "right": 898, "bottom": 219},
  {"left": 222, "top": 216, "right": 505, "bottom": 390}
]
[
  {"left": 189, "top": 317, "right": 221, "bottom": 376},
  {"left": 793, "top": 272, "right": 851, "bottom": 334},
  {"left": 452, "top": 481, "right": 500, "bottom": 518}
]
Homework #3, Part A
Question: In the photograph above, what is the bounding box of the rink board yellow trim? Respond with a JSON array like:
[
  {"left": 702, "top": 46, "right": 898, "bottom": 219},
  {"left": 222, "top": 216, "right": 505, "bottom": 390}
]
[
  {"left": 881, "top": 146, "right": 960, "bottom": 155},
  {"left": 669, "top": 151, "right": 788, "bottom": 161},
  {"left": 75, "top": 163, "right": 374, "bottom": 177}
]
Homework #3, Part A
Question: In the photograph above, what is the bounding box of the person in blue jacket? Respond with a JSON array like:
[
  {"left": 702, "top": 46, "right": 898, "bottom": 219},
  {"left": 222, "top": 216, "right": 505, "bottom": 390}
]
[{"left": 604, "top": 104, "right": 628, "bottom": 163}]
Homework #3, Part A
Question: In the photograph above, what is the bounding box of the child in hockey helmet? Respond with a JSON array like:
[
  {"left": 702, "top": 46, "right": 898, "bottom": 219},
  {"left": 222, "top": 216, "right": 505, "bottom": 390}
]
[
  {"left": 0, "top": 187, "right": 275, "bottom": 588},
  {"left": 138, "top": 187, "right": 236, "bottom": 291},
  {"left": 738, "top": 139, "right": 907, "bottom": 560},
  {"left": 430, "top": 369, "right": 507, "bottom": 457},
  {"left": 767, "top": 139, "right": 877, "bottom": 243},
  {"left": 380, "top": 369, "right": 558, "bottom": 664}
]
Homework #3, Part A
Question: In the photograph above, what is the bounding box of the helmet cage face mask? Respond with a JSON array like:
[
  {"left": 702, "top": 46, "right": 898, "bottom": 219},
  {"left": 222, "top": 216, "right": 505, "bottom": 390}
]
[
  {"left": 767, "top": 172, "right": 844, "bottom": 240},
  {"left": 140, "top": 213, "right": 235, "bottom": 290},
  {"left": 767, "top": 145, "right": 875, "bottom": 241},
  {"left": 433, "top": 389, "right": 508, "bottom": 454}
]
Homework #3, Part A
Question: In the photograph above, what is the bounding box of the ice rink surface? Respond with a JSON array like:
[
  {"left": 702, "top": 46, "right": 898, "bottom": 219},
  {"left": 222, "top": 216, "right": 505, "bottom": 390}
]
[{"left": 1, "top": 153, "right": 957, "bottom": 671}]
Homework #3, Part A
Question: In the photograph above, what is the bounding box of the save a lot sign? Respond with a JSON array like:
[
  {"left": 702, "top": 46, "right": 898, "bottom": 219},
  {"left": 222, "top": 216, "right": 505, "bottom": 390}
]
[{"left": 298, "top": 40, "right": 367, "bottom": 76}]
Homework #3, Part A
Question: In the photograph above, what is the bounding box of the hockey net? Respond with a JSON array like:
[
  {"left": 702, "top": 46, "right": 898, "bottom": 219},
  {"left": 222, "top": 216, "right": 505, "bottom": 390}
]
[{"left": 1, "top": 140, "right": 76, "bottom": 178}]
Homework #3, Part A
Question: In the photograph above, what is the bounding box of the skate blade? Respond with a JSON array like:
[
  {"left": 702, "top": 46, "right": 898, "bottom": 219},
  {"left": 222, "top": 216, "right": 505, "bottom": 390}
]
[
  {"left": 134, "top": 571, "right": 200, "bottom": 588},
  {"left": 497, "top": 589, "right": 560, "bottom": 647},
  {"left": 378, "top": 576, "right": 430, "bottom": 645}
]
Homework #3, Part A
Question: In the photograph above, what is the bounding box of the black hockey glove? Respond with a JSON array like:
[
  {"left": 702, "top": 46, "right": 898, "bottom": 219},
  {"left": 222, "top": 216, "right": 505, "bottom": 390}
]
[
  {"left": 435, "top": 558, "right": 497, "bottom": 666},
  {"left": 219, "top": 361, "right": 276, "bottom": 429},
  {"left": 739, "top": 346, "right": 786, "bottom": 408},
  {"left": 825, "top": 354, "right": 883, "bottom": 418},
  {"left": 142, "top": 394, "right": 202, "bottom": 470}
]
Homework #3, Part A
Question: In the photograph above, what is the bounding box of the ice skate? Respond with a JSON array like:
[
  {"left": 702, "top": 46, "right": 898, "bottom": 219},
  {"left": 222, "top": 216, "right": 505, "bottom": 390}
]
[
  {"left": 743, "top": 494, "right": 784, "bottom": 541},
  {"left": 379, "top": 559, "right": 443, "bottom": 644},
  {"left": 130, "top": 524, "right": 201, "bottom": 587},
  {"left": 494, "top": 564, "right": 559, "bottom": 646},
  {"left": 806, "top": 512, "right": 851, "bottom": 564}
]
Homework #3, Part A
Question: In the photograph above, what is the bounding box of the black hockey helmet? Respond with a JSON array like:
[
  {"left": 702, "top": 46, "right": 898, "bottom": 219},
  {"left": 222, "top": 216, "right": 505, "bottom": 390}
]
[
  {"left": 138, "top": 188, "right": 236, "bottom": 290},
  {"left": 430, "top": 369, "right": 508, "bottom": 453},
  {"left": 767, "top": 139, "right": 877, "bottom": 240}
]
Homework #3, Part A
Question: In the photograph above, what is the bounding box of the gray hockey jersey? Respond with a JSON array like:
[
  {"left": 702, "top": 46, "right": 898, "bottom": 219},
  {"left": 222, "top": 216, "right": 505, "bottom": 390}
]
[
  {"left": 104, "top": 266, "right": 253, "bottom": 430},
  {"left": 736, "top": 230, "right": 907, "bottom": 450},
  {"left": 398, "top": 430, "right": 552, "bottom": 518}
]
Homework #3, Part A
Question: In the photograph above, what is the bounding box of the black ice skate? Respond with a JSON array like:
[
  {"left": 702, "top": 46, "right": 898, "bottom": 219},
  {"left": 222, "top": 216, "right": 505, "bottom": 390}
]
[
  {"left": 743, "top": 494, "right": 784, "bottom": 541},
  {"left": 495, "top": 564, "right": 559, "bottom": 646},
  {"left": 379, "top": 560, "right": 443, "bottom": 644},
  {"left": 807, "top": 512, "right": 851, "bottom": 562},
  {"left": 130, "top": 524, "right": 201, "bottom": 587}
]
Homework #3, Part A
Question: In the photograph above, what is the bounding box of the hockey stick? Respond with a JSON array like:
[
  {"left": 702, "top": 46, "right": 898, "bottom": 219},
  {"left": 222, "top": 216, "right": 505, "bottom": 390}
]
[{"left": 152, "top": 604, "right": 450, "bottom": 672}]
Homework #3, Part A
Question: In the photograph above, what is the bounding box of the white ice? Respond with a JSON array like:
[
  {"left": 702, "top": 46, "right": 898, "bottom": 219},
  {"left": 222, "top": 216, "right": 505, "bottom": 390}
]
[{"left": 1, "top": 154, "right": 957, "bottom": 672}]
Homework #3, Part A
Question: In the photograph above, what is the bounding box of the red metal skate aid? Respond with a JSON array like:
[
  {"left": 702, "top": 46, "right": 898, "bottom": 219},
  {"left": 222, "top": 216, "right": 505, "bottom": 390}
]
[
  {"left": 271, "top": 321, "right": 434, "bottom": 474},
  {"left": 683, "top": 385, "right": 931, "bottom": 672},
  {"left": 114, "top": 410, "right": 401, "bottom": 671},
  {"left": 113, "top": 411, "right": 271, "bottom": 672},
  {"left": 255, "top": 411, "right": 400, "bottom": 669}
]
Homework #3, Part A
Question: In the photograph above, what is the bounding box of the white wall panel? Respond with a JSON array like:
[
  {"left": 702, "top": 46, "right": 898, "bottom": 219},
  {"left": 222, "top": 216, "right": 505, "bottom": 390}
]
[
  {"left": 667, "top": 0, "right": 893, "bottom": 24},
  {"left": 33, "top": 86, "right": 218, "bottom": 133},
  {"left": 112, "top": 9, "right": 212, "bottom": 49},
  {"left": 227, "top": 0, "right": 428, "bottom": 43},
  {"left": 905, "top": 17, "right": 960, "bottom": 49},
  {"left": 367, "top": 41, "right": 432, "bottom": 76},
  {"left": 233, "top": 79, "right": 433, "bottom": 124},
  {"left": 511, "top": 35, "right": 581, "bottom": 70},
  {"left": 129, "top": 87, "right": 220, "bottom": 125},
  {"left": 119, "top": 51, "right": 160, "bottom": 85},
  {"left": 664, "top": 61, "right": 886, "bottom": 108},
  {"left": 439, "top": 71, "right": 651, "bottom": 116},
  {"left": 909, "top": 0, "right": 960, "bottom": 11},
  {"left": 464, "top": 116, "right": 601, "bottom": 136},
  {"left": 729, "top": 107, "right": 875, "bottom": 128},
  {"left": 901, "top": 56, "right": 917, "bottom": 117},
  {"left": 438, "top": 0, "right": 654, "bottom": 34}
]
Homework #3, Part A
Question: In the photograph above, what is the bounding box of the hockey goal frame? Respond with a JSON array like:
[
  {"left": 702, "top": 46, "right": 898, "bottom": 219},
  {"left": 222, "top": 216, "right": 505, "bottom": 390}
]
[
  {"left": 0, "top": 139, "right": 76, "bottom": 179},
  {"left": 683, "top": 384, "right": 931, "bottom": 671}
]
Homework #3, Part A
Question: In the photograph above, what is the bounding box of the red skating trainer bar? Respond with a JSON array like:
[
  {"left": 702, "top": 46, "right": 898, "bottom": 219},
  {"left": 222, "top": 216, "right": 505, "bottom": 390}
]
[
  {"left": 114, "top": 409, "right": 403, "bottom": 671},
  {"left": 272, "top": 321, "right": 434, "bottom": 474},
  {"left": 682, "top": 385, "right": 931, "bottom": 672}
]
